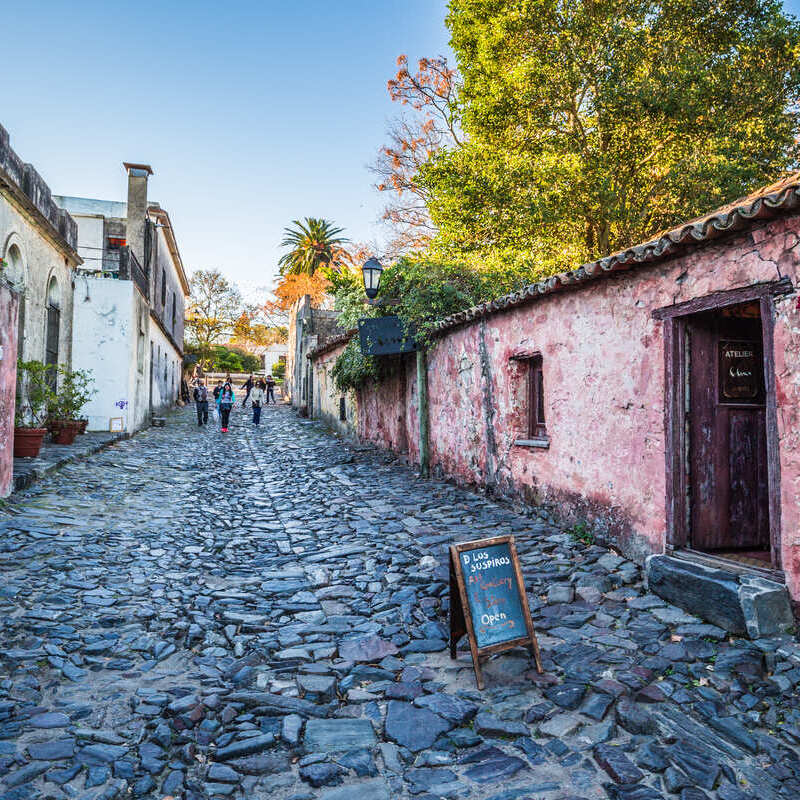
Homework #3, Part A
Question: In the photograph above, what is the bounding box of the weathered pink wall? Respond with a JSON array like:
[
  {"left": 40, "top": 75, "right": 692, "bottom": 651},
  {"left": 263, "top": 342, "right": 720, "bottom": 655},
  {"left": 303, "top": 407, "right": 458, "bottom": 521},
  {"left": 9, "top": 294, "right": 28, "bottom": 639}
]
[
  {"left": 0, "top": 281, "right": 19, "bottom": 497},
  {"left": 353, "top": 216, "right": 800, "bottom": 601},
  {"left": 358, "top": 355, "right": 418, "bottom": 459}
]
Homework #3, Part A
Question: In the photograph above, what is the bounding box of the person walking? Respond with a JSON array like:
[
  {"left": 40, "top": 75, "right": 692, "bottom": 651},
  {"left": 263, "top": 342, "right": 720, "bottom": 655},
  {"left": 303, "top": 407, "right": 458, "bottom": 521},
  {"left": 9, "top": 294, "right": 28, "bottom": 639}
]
[
  {"left": 193, "top": 380, "right": 209, "bottom": 426},
  {"left": 265, "top": 374, "right": 276, "bottom": 404},
  {"left": 218, "top": 382, "right": 235, "bottom": 432},
  {"left": 241, "top": 374, "right": 254, "bottom": 407},
  {"left": 250, "top": 380, "right": 265, "bottom": 425}
]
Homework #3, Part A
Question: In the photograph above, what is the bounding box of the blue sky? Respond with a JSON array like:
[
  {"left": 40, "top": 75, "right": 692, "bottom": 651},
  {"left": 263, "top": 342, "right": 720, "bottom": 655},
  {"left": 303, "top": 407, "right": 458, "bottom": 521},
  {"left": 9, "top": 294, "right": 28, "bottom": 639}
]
[
  {"left": 1, "top": 0, "right": 452, "bottom": 294},
  {"left": 2, "top": 0, "right": 798, "bottom": 296}
]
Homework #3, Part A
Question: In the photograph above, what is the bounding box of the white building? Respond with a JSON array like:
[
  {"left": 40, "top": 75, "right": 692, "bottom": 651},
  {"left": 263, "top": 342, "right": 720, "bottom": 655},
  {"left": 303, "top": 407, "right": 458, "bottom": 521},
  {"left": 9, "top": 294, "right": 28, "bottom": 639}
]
[
  {"left": 262, "top": 342, "right": 288, "bottom": 374},
  {"left": 56, "top": 163, "right": 189, "bottom": 432}
]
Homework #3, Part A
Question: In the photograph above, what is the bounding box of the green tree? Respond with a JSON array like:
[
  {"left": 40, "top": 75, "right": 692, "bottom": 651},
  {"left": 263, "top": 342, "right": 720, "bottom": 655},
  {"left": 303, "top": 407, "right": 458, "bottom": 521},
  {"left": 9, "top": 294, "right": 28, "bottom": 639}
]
[
  {"left": 186, "top": 270, "right": 243, "bottom": 367},
  {"left": 277, "top": 218, "right": 348, "bottom": 276},
  {"left": 422, "top": 0, "right": 800, "bottom": 271}
]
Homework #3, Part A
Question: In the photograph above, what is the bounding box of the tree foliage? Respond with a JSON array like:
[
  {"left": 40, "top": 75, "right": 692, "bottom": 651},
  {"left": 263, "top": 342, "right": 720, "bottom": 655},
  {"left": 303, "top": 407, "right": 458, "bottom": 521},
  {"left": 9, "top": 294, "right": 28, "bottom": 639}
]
[
  {"left": 186, "top": 270, "right": 243, "bottom": 366},
  {"left": 269, "top": 272, "right": 331, "bottom": 311},
  {"left": 327, "top": 253, "right": 534, "bottom": 391},
  {"left": 373, "top": 55, "right": 462, "bottom": 256},
  {"left": 277, "top": 218, "right": 349, "bottom": 275},
  {"left": 420, "top": 0, "right": 800, "bottom": 270}
]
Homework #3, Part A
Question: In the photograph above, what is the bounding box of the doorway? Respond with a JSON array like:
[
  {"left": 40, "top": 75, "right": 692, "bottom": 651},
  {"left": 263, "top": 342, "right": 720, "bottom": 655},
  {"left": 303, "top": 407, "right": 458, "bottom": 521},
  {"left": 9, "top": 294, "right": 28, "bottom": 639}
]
[
  {"left": 687, "top": 302, "right": 769, "bottom": 564},
  {"left": 658, "top": 283, "right": 783, "bottom": 573}
]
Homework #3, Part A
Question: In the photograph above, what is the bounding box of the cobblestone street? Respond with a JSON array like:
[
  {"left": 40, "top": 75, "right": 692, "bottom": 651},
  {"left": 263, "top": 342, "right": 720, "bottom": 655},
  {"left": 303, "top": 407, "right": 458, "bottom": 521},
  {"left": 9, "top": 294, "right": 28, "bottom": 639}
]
[{"left": 1, "top": 404, "right": 800, "bottom": 800}]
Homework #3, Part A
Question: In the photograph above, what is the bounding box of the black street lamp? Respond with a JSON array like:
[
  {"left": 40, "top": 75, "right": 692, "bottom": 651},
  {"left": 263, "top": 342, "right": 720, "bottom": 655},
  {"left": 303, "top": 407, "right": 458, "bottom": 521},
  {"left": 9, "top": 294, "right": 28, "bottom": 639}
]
[{"left": 362, "top": 257, "right": 383, "bottom": 300}]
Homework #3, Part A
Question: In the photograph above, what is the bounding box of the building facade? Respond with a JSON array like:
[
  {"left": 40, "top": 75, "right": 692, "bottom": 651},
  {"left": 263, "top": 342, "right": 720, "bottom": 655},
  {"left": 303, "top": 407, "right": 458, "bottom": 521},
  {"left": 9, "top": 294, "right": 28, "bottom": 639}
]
[
  {"left": 56, "top": 164, "right": 189, "bottom": 432},
  {"left": 0, "top": 123, "right": 81, "bottom": 375},
  {"left": 307, "top": 175, "right": 800, "bottom": 619},
  {"left": 285, "top": 295, "right": 343, "bottom": 412}
]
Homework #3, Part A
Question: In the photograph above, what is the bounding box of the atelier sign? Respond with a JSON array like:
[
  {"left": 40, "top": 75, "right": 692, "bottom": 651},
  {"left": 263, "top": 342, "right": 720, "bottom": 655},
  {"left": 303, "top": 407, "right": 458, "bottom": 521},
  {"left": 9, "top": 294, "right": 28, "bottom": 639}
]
[
  {"left": 719, "top": 339, "right": 762, "bottom": 402},
  {"left": 449, "top": 535, "right": 542, "bottom": 689}
]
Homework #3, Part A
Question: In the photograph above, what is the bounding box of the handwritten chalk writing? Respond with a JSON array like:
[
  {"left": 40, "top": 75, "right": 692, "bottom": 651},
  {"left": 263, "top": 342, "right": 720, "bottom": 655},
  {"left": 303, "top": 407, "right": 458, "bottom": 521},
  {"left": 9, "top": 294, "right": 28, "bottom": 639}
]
[
  {"left": 480, "top": 577, "right": 512, "bottom": 591},
  {"left": 459, "top": 541, "right": 527, "bottom": 649}
]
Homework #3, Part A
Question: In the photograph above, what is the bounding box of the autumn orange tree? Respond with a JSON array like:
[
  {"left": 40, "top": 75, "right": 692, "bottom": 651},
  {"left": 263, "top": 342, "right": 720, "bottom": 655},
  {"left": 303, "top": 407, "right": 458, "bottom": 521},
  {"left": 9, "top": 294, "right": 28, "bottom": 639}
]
[{"left": 373, "top": 55, "right": 462, "bottom": 256}]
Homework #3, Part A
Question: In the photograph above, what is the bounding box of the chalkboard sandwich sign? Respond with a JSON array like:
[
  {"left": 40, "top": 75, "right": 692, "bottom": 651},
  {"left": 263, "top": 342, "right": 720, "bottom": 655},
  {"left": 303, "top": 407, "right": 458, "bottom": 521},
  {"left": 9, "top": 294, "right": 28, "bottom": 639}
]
[{"left": 449, "top": 535, "right": 542, "bottom": 689}]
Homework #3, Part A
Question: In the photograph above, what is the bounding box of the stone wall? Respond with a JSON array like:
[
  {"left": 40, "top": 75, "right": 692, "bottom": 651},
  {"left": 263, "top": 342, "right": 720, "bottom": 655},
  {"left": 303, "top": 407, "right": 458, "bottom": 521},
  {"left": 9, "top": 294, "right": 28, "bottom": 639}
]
[
  {"left": 0, "top": 280, "right": 18, "bottom": 497},
  {"left": 0, "top": 133, "right": 78, "bottom": 373},
  {"left": 318, "top": 214, "right": 800, "bottom": 602},
  {"left": 309, "top": 342, "right": 358, "bottom": 438}
]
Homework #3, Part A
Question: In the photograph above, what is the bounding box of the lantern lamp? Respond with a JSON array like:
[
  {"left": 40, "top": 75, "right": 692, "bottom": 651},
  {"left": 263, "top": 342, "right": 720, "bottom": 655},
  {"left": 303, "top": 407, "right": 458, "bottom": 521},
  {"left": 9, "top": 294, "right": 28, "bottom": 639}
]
[{"left": 362, "top": 257, "right": 383, "bottom": 300}]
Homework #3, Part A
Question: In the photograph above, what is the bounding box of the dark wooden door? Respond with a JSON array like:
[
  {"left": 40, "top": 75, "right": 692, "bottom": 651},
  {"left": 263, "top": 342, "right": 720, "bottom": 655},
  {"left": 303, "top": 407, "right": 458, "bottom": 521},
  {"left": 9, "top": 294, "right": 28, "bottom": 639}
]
[{"left": 688, "top": 307, "right": 769, "bottom": 551}]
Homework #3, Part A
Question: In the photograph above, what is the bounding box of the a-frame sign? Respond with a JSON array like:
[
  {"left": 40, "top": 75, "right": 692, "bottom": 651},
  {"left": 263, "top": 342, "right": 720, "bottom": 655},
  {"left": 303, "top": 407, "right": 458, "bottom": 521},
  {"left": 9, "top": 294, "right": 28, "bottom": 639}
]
[{"left": 449, "top": 535, "right": 542, "bottom": 689}]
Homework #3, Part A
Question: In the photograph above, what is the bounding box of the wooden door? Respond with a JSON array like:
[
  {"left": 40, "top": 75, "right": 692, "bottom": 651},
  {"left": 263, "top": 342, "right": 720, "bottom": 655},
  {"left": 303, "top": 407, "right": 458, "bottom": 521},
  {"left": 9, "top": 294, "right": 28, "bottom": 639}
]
[{"left": 688, "top": 305, "right": 769, "bottom": 552}]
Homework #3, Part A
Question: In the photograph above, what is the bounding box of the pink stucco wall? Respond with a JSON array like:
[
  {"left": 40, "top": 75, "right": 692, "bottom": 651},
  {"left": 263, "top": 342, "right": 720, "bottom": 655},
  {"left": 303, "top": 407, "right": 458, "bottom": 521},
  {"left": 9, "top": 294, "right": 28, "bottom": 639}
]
[
  {"left": 0, "top": 282, "right": 19, "bottom": 497},
  {"left": 353, "top": 216, "right": 800, "bottom": 601}
]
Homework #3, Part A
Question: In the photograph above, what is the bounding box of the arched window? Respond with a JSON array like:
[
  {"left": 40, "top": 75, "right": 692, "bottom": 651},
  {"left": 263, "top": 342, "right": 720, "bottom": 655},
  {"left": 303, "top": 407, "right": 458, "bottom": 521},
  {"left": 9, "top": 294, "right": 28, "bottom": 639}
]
[
  {"left": 171, "top": 293, "right": 176, "bottom": 330},
  {"left": 161, "top": 268, "right": 166, "bottom": 307},
  {"left": 45, "top": 276, "right": 61, "bottom": 387},
  {"left": 4, "top": 244, "right": 26, "bottom": 359}
]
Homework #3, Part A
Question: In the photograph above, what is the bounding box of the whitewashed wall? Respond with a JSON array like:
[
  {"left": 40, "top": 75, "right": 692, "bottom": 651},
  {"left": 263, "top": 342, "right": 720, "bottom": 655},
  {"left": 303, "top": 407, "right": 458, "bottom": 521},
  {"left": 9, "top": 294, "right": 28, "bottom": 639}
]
[{"left": 149, "top": 320, "right": 180, "bottom": 414}]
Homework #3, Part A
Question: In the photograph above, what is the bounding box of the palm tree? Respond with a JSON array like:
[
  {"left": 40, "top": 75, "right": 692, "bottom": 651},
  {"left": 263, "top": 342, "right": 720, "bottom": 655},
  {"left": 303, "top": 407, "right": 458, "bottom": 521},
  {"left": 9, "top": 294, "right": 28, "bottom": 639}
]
[{"left": 277, "top": 218, "right": 348, "bottom": 276}]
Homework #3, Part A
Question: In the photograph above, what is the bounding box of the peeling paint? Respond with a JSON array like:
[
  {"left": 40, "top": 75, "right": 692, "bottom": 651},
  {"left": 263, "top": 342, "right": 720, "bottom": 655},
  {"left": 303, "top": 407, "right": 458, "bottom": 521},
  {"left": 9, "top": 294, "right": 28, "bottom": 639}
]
[{"left": 0, "top": 282, "right": 19, "bottom": 497}]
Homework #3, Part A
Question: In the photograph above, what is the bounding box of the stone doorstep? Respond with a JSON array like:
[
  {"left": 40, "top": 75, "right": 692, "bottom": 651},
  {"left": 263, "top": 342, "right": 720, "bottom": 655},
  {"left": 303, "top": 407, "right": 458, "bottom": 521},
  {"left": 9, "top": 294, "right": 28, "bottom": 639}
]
[
  {"left": 645, "top": 554, "right": 795, "bottom": 638},
  {"left": 12, "top": 432, "right": 129, "bottom": 494}
]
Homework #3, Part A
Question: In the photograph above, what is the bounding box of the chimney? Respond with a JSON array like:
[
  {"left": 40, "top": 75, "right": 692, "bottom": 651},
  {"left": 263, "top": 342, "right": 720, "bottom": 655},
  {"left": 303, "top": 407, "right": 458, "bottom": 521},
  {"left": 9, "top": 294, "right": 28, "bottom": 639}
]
[{"left": 123, "top": 162, "right": 153, "bottom": 267}]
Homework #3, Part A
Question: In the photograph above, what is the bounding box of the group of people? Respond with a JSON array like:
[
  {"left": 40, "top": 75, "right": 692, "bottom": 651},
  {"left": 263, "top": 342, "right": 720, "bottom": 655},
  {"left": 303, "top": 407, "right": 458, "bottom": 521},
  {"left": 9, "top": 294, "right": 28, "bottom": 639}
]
[{"left": 191, "top": 373, "right": 277, "bottom": 432}]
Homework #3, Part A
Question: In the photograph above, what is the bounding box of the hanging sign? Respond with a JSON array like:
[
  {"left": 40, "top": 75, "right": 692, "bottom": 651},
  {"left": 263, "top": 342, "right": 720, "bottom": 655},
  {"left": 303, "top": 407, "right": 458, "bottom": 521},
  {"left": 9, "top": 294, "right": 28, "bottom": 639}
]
[
  {"left": 719, "top": 339, "right": 762, "bottom": 403},
  {"left": 358, "top": 316, "right": 417, "bottom": 356},
  {"left": 449, "top": 535, "right": 542, "bottom": 689}
]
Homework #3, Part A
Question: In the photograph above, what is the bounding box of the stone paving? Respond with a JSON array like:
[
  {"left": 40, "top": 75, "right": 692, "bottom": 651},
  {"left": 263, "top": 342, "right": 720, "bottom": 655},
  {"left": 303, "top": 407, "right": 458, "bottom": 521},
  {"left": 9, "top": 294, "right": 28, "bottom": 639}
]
[
  {"left": 12, "top": 431, "right": 127, "bottom": 494},
  {"left": 1, "top": 404, "right": 799, "bottom": 800}
]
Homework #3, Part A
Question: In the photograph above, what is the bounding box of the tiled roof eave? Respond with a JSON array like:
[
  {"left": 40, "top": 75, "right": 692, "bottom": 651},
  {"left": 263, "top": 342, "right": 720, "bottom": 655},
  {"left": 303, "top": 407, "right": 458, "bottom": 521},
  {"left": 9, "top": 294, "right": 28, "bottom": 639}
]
[
  {"left": 430, "top": 179, "right": 800, "bottom": 337},
  {"left": 307, "top": 330, "right": 356, "bottom": 360}
]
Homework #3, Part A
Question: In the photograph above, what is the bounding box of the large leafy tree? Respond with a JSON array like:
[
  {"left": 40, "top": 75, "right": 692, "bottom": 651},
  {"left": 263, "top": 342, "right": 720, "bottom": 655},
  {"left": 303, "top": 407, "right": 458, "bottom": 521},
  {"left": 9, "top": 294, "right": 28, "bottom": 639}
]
[
  {"left": 185, "top": 269, "right": 243, "bottom": 367},
  {"left": 422, "top": 0, "right": 800, "bottom": 271},
  {"left": 277, "top": 218, "right": 348, "bottom": 275}
]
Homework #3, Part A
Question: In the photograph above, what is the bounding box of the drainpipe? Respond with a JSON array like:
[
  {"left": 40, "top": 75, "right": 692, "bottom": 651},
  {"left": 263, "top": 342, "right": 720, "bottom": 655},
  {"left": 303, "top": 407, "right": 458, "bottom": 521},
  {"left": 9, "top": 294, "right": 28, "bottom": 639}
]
[{"left": 416, "top": 348, "right": 430, "bottom": 478}]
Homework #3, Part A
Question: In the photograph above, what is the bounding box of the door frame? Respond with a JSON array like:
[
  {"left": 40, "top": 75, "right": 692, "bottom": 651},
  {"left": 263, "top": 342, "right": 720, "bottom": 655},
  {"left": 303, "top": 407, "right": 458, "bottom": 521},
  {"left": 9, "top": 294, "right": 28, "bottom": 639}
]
[{"left": 653, "top": 278, "right": 791, "bottom": 570}]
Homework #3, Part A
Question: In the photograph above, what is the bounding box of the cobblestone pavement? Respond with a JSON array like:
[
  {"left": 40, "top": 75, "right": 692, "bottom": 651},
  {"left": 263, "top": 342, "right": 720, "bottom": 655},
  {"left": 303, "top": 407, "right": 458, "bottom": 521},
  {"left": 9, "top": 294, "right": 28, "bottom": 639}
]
[{"left": 1, "top": 404, "right": 800, "bottom": 800}]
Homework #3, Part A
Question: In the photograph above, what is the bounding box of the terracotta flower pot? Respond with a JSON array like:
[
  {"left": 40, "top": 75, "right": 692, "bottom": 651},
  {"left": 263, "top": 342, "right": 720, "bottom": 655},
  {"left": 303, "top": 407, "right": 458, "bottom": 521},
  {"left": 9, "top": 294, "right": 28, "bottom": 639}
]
[
  {"left": 53, "top": 422, "right": 78, "bottom": 445},
  {"left": 48, "top": 418, "right": 67, "bottom": 435},
  {"left": 13, "top": 427, "right": 48, "bottom": 458}
]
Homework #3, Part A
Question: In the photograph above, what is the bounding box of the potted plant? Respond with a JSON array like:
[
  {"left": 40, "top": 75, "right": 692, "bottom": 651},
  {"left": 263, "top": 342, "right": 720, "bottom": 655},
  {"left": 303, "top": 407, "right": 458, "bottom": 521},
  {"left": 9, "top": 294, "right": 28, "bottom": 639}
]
[
  {"left": 13, "top": 360, "right": 54, "bottom": 458},
  {"left": 64, "top": 368, "right": 95, "bottom": 434},
  {"left": 47, "top": 367, "right": 96, "bottom": 444}
]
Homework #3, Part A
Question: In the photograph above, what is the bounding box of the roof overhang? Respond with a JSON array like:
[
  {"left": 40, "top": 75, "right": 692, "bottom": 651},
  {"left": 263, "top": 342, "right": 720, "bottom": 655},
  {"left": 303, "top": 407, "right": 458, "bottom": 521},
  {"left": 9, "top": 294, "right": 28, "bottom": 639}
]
[{"left": 148, "top": 205, "right": 190, "bottom": 296}]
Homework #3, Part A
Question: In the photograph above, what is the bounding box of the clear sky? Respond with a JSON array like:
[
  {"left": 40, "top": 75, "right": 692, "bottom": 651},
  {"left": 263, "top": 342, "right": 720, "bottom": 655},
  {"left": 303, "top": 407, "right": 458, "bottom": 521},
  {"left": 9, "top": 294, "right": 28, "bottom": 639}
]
[
  {"left": 3, "top": 0, "right": 799, "bottom": 297},
  {"left": 1, "top": 0, "right": 452, "bottom": 295}
]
